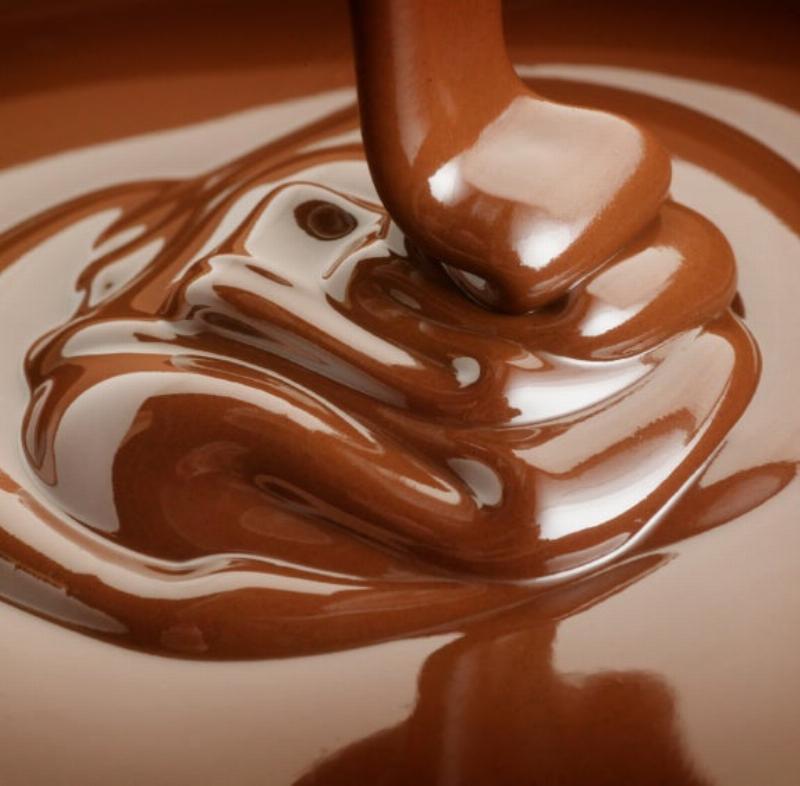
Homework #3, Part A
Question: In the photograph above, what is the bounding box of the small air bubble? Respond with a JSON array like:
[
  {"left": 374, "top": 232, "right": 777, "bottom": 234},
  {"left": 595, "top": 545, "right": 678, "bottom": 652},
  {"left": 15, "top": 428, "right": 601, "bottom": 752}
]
[{"left": 294, "top": 200, "right": 357, "bottom": 241}]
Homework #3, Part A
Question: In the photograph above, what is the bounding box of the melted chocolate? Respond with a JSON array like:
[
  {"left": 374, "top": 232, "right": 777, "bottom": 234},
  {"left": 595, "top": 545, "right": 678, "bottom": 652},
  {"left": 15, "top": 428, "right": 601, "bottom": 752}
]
[
  {"left": 351, "top": 0, "right": 673, "bottom": 313},
  {"left": 2, "top": 94, "right": 756, "bottom": 656},
  {"left": 0, "top": 1, "right": 798, "bottom": 784}
]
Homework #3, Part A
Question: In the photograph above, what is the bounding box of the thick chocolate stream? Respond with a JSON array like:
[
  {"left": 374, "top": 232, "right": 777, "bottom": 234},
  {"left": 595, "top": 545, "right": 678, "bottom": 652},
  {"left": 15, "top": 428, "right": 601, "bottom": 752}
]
[
  {"left": 351, "top": 0, "right": 673, "bottom": 312},
  {"left": 0, "top": 1, "right": 798, "bottom": 784}
]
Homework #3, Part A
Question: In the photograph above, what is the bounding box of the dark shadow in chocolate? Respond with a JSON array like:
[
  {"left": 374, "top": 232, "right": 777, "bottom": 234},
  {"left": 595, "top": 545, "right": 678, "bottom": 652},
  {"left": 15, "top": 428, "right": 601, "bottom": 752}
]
[{"left": 294, "top": 553, "right": 710, "bottom": 786}]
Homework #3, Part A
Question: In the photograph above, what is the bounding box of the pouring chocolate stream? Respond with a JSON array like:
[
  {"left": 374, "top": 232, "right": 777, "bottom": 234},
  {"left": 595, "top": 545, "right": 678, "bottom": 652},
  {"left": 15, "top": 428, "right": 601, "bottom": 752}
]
[
  {"left": 350, "top": 0, "right": 672, "bottom": 312},
  {"left": 0, "top": 0, "right": 760, "bottom": 658}
]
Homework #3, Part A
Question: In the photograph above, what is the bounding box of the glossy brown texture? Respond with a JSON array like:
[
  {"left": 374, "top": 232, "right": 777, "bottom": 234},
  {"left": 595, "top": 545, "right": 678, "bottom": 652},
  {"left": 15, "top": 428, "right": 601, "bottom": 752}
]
[
  {"left": 0, "top": 0, "right": 757, "bottom": 659},
  {"left": 0, "top": 1, "right": 798, "bottom": 784},
  {"left": 297, "top": 556, "right": 710, "bottom": 786},
  {"left": 1, "top": 105, "right": 754, "bottom": 656},
  {"left": 351, "top": 0, "right": 673, "bottom": 312}
]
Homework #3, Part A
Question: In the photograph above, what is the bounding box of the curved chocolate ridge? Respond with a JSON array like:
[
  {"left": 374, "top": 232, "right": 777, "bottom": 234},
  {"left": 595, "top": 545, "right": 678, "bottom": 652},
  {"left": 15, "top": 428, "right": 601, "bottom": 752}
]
[{"left": 2, "top": 87, "right": 757, "bottom": 657}]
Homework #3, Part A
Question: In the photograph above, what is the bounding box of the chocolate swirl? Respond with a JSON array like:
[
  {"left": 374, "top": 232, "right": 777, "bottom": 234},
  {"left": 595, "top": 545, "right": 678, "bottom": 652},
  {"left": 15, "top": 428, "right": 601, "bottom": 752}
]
[{"left": 3, "top": 97, "right": 757, "bottom": 658}]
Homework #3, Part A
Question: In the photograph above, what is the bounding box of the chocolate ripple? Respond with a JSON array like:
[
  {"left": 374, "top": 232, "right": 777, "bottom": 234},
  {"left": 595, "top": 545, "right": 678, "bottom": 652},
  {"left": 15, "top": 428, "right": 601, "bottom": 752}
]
[{"left": 6, "top": 104, "right": 757, "bottom": 657}]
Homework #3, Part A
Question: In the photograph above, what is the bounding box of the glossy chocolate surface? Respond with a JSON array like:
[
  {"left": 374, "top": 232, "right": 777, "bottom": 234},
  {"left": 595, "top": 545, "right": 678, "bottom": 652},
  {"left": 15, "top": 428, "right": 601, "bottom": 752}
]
[
  {"left": 352, "top": 0, "right": 675, "bottom": 313},
  {"left": 0, "top": 1, "right": 798, "bottom": 784}
]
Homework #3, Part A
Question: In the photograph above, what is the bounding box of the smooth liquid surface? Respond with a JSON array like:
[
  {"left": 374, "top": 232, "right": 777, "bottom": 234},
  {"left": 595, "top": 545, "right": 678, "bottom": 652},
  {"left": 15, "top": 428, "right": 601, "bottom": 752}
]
[
  {"left": 0, "top": 1, "right": 798, "bottom": 784},
  {"left": 351, "top": 0, "right": 674, "bottom": 313},
  {"left": 0, "top": 0, "right": 758, "bottom": 660}
]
